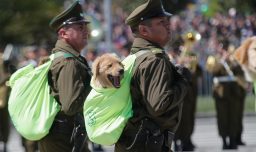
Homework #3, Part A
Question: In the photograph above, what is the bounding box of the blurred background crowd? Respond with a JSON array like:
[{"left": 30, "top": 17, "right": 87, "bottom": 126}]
[
  {"left": 1, "top": 0, "right": 256, "bottom": 95},
  {"left": 1, "top": 0, "right": 256, "bottom": 151}
]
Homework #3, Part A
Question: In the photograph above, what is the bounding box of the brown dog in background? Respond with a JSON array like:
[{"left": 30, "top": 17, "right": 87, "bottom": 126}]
[
  {"left": 92, "top": 53, "right": 124, "bottom": 88},
  {"left": 234, "top": 36, "right": 256, "bottom": 81}
]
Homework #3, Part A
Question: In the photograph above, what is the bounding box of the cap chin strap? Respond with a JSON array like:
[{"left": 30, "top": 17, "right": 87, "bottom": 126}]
[{"left": 57, "top": 17, "right": 89, "bottom": 31}]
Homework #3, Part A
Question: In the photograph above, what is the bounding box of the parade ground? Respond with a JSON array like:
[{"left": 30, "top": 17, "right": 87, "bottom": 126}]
[{"left": 1, "top": 115, "right": 255, "bottom": 152}]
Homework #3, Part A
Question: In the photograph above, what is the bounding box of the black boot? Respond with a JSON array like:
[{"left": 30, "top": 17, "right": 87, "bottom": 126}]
[
  {"left": 229, "top": 137, "right": 238, "bottom": 149},
  {"left": 236, "top": 135, "right": 246, "bottom": 146},
  {"left": 174, "top": 140, "right": 183, "bottom": 152},
  {"left": 222, "top": 136, "right": 229, "bottom": 149},
  {"left": 187, "top": 138, "right": 196, "bottom": 149},
  {"left": 3, "top": 142, "right": 7, "bottom": 152},
  {"left": 182, "top": 139, "right": 195, "bottom": 151}
]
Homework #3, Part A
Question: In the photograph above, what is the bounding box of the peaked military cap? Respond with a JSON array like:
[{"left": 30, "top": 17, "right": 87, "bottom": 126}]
[
  {"left": 49, "top": 0, "right": 90, "bottom": 31},
  {"left": 126, "top": 0, "right": 172, "bottom": 28}
]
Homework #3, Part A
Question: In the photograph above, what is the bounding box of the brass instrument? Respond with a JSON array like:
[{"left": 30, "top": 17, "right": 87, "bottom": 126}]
[{"left": 178, "top": 31, "right": 200, "bottom": 73}]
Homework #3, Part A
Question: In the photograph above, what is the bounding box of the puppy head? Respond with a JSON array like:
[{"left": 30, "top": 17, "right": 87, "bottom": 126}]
[
  {"left": 247, "top": 38, "right": 256, "bottom": 71},
  {"left": 92, "top": 53, "right": 124, "bottom": 88},
  {"left": 234, "top": 36, "right": 256, "bottom": 81},
  {"left": 234, "top": 37, "right": 253, "bottom": 65}
]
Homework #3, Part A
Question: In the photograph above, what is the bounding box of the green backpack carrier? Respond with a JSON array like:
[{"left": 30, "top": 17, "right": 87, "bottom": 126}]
[
  {"left": 83, "top": 54, "right": 136, "bottom": 145},
  {"left": 83, "top": 50, "right": 154, "bottom": 146},
  {"left": 8, "top": 52, "right": 69, "bottom": 140}
]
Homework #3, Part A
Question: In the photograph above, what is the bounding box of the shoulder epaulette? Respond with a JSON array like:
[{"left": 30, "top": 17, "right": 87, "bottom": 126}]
[{"left": 53, "top": 52, "right": 75, "bottom": 60}]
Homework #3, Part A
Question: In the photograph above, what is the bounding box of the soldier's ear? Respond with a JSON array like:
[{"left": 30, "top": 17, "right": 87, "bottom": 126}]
[
  {"left": 58, "top": 28, "right": 69, "bottom": 39},
  {"left": 138, "top": 25, "right": 149, "bottom": 37}
]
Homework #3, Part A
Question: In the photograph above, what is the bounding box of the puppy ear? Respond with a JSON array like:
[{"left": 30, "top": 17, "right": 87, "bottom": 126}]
[
  {"left": 234, "top": 37, "right": 252, "bottom": 64},
  {"left": 92, "top": 57, "right": 100, "bottom": 79}
]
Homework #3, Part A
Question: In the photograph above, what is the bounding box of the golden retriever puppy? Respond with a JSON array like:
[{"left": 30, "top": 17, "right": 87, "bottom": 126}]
[
  {"left": 234, "top": 36, "right": 256, "bottom": 81},
  {"left": 92, "top": 53, "right": 124, "bottom": 88}
]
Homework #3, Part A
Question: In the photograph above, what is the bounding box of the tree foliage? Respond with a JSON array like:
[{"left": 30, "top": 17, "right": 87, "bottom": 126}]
[
  {"left": 203, "top": 0, "right": 256, "bottom": 17},
  {"left": 112, "top": 0, "right": 195, "bottom": 14},
  {"left": 0, "top": 0, "right": 63, "bottom": 47}
]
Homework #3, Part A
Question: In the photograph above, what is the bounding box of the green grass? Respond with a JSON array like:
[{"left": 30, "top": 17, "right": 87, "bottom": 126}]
[{"left": 196, "top": 95, "right": 255, "bottom": 113}]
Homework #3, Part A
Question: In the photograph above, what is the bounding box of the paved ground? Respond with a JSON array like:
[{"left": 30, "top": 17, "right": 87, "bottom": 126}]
[
  {"left": 191, "top": 116, "right": 256, "bottom": 152},
  {"left": 1, "top": 115, "right": 255, "bottom": 152}
]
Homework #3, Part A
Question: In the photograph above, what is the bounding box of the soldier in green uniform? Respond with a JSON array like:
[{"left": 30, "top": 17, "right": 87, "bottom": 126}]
[
  {"left": 206, "top": 39, "right": 246, "bottom": 150},
  {"left": 115, "top": 0, "right": 190, "bottom": 152},
  {"left": 38, "top": 1, "right": 92, "bottom": 152}
]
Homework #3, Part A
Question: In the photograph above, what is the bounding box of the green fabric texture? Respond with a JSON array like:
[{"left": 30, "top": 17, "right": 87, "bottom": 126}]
[
  {"left": 8, "top": 54, "right": 60, "bottom": 141},
  {"left": 84, "top": 54, "right": 136, "bottom": 145}
]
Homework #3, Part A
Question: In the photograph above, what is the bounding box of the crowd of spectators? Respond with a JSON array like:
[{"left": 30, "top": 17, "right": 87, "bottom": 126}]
[
  {"left": 15, "top": 1, "right": 256, "bottom": 94},
  {"left": 81, "top": 1, "right": 256, "bottom": 95},
  {"left": 80, "top": 1, "right": 256, "bottom": 63}
]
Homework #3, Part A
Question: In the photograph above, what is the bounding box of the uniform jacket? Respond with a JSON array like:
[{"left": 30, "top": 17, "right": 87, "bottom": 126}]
[
  {"left": 0, "top": 75, "right": 11, "bottom": 143},
  {"left": 48, "top": 40, "right": 91, "bottom": 115},
  {"left": 115, "top": 38, "right": 188, "bottom": 152},
  {"left": 47, "top": 40, "right": 92, "bottom": 131},
  {"left": 39, "top": 40, "right": 92, "bottom": 152},
  {"left": 206, "top": 57, "right": 246, "bottom": 98},
  {"left": 129, "top": 37, "right": 188, "bottom": 132}
]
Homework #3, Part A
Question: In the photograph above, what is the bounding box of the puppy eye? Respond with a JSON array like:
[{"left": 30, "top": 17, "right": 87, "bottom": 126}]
[{"left": 107, "top": 64, "right": 112, "bottom": 68}]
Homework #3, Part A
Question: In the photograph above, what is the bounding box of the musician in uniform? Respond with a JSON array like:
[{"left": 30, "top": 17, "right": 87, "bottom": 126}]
[
  {"left": 168, "top": 32, "right": 202, "bottom": 151},
  {"left": 206, "top": 38, "right": 247, "bottom": 149}
]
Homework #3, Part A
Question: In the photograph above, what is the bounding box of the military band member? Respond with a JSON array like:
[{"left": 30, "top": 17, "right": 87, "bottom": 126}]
[
  {"left": 206, "top": 39, "right": 246, "bottom": 150},
  {"left": 168, "top": 32, "right": 202, "bottom": 151}
]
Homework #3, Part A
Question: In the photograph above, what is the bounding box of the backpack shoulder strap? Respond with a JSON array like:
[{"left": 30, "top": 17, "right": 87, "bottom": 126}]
[
  {"left": 63, "top": 53, "right": 75, "bottom": 59},
  {"left": 50, "top": 52, "right": 74, "bottom": 60},
  {"left": 51, "top": 51, "right": 91, "bottom": 75}
]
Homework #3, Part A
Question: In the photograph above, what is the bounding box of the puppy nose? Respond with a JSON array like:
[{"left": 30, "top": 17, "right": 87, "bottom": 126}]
[{"left": 119, "top": 69, "right": 124, "bottom": 75}]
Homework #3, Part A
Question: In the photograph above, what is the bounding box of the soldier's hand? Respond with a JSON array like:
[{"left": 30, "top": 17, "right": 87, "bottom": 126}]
[{"left": 175, "top": 64, "right": 192, "bottom": 82}]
